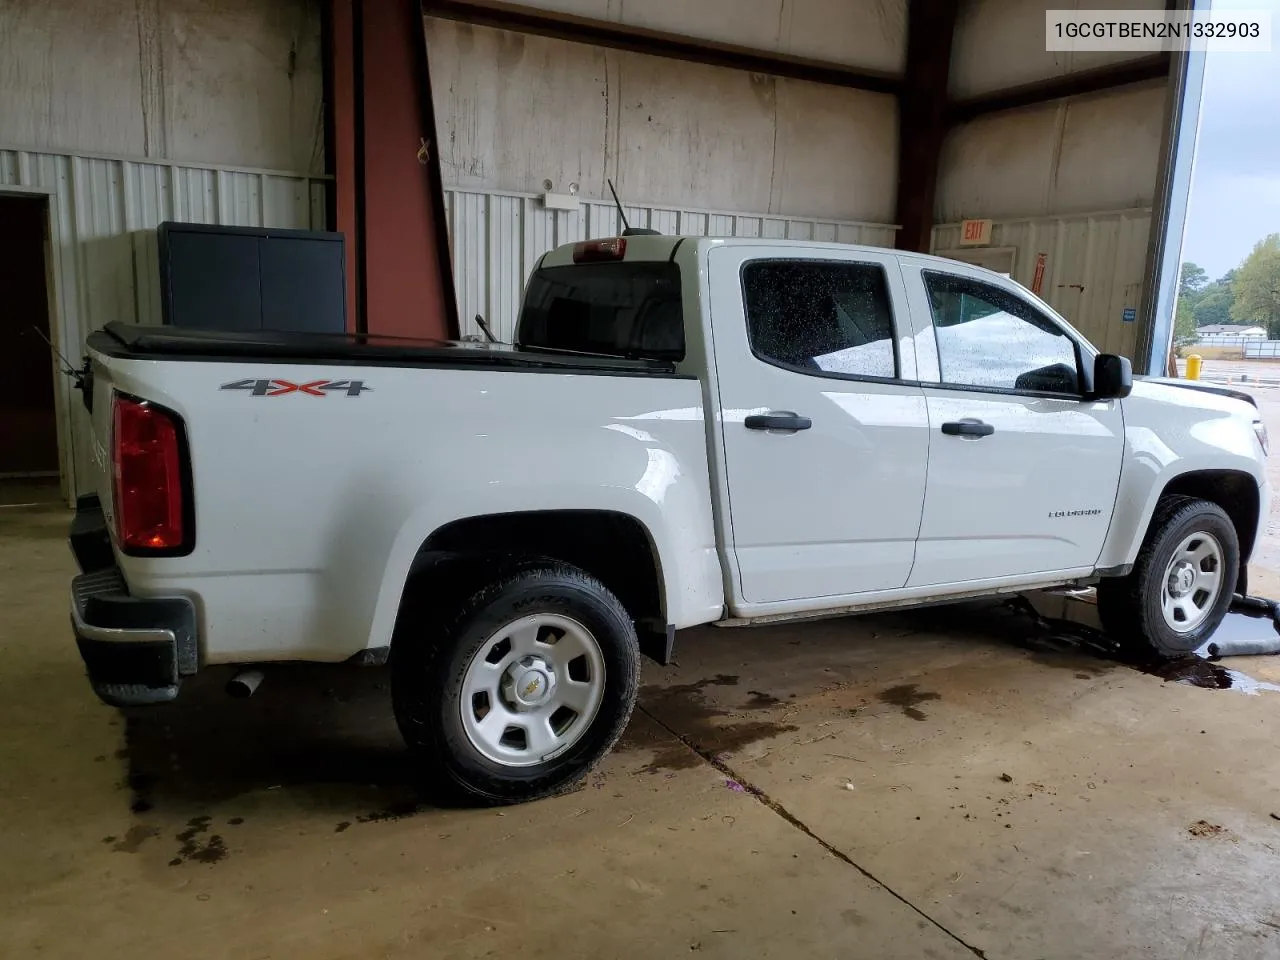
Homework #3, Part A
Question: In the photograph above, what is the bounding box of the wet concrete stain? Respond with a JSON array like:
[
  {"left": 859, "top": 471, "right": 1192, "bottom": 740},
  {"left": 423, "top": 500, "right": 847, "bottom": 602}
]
[
  {"left": 746, "top": 690, "right": 782, "bottom": 708},
  {"left": 1001, "top": 595, "right": 1280, "bottom": 693},
  {"left": 127, "top": 772, "right": 156, "bottom": 814},
  {"left": 876, "top": 684, "right": 942, "bottom": 722},
  {"left": 114, "top": 664, "right": 424, "bottom": 818},
  {"left": 111, "top": 824, "right": 160, "bottom": 853},
  {"left": 632, "top": 674, "right": 798, "bottom": 773},
  {"left": 656, "top": 675, "right": 741, "bottom": 697},
  {"left": 170, "top": 815, "right": 227, "bottom": 865},
  {"left": 356, "top": 799, "right": 424, "bottom": 825}
]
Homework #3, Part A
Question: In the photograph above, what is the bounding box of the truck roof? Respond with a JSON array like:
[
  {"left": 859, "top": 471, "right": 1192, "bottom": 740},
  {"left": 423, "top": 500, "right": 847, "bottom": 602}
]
[{"left": 539, "top": 234, "right": 990, "bottom": 274}]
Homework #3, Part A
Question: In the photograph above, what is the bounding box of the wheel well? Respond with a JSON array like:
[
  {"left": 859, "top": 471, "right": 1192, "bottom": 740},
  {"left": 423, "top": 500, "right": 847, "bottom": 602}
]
[
  {"left": 1160, "top": 470, "right": 1260, "bottom": 583},
  {"left": 413, "top": 510, "right": 666, "bottom": 634}
]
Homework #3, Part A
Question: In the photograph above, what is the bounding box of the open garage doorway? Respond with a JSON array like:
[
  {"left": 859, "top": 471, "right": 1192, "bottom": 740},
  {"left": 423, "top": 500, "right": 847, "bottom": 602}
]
[{"left": 0, "top": 194, "right": 61, "bottom": 506}]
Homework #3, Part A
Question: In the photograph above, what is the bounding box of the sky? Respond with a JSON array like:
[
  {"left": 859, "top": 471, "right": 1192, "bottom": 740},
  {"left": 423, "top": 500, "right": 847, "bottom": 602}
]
[{"left": 1180, "top": 0, "right": 1280, "bottom": 280}]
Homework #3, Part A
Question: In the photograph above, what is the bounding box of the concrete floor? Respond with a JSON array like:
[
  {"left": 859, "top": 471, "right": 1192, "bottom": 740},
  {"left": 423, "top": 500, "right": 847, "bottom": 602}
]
[{"left": 7, "top": 505, "right": 1280, "bottom": 958}]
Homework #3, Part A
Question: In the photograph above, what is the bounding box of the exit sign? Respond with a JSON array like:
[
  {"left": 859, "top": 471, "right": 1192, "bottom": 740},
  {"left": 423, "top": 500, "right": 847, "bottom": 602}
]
[{"left": 959, "top": 219, "right": 993, "bottom": 246}]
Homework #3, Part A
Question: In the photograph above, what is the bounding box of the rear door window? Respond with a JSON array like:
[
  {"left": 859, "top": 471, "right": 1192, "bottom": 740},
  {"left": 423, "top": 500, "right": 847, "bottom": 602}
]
[
  {"left": 741, "top": 260, "right": 898, "bottom": 380},
  {"left": 516, "top": 262, "right": 684, "bottom": 361}
]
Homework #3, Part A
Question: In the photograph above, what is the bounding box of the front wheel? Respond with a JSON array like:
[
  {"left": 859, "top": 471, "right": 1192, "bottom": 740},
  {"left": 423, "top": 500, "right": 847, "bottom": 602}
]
[
  {"left": 1097, "top": 496, "right": 1239, "bottom": 658},
  {"left": 391, "top": 562, "right": 640, "bottom": 805}
]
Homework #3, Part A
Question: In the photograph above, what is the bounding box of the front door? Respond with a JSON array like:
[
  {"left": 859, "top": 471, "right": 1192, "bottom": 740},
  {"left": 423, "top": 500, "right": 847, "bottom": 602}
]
[
  {"left": 708, "top": 246, "right": 931, "bottom": 606},
  {"left": 901, "top": 263, "right": 1125, "bottom": 587}
]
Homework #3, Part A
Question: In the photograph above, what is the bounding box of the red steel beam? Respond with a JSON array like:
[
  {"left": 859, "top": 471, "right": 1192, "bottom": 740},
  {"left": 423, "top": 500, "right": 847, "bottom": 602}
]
[
  {"left": 326, "top": 0, "right": 457, "bottom": 339},
  {"left": 947, "top": 54, "right": 1171, "bottom": 125},
  {"left": 327, "top": 0, "right": 361, "bottom": 332},
  {"left": 894, "top": 7, "right": 960, "bottom": 253},
  {"left": 357, "top": 0, "right": 458, "bottom": 340}
]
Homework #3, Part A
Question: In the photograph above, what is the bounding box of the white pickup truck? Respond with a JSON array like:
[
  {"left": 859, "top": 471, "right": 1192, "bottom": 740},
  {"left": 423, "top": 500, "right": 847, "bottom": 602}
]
[{"left": 69, "top": 233, "right": 1270, "bottom": 804}]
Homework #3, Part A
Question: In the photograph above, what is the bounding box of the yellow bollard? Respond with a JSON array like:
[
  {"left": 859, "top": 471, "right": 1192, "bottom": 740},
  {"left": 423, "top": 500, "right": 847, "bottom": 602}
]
[{"left": 1186, "top": 354, "right": 1202, "bottom": 380}]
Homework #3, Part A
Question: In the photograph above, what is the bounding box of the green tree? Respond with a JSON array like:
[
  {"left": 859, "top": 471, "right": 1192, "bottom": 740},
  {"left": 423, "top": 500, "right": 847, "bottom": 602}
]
[
  {"left": 1180, "top": 262, "right": 1208, "bottom": 299},
  {"left": 1231, "top": 234, "right": 1280, "bottom": 337},
  {"left": 1193, "top": 285, "right": 1235, "bottom": 326},
  {"left": 1174, "top": 296, "right": 1198, "bottom": 342}
]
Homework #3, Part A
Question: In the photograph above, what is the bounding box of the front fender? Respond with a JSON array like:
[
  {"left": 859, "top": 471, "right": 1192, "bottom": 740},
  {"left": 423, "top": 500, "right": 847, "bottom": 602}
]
[{"left": 1096, "top": 411, "right": 1266, "bottom": 571}]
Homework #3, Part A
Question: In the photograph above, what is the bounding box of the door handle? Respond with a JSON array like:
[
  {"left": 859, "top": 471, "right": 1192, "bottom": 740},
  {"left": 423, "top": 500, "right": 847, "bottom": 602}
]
[
  {"left": 745, "top": 412, "right": 812, "bottom": 431},
  {"left": 941, "top": 419, "right": 995, "bottom": 438}
]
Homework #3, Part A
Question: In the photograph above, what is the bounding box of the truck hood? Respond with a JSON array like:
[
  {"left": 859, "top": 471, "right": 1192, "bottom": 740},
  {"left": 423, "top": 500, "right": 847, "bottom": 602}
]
[{"left": 1131, "top": 376, "right": 1258, "bottom": 412}]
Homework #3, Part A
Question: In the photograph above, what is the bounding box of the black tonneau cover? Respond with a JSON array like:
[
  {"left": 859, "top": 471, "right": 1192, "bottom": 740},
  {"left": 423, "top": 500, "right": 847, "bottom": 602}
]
[{"left": 91, "top": 322, "right": 678, "bottom": 376}]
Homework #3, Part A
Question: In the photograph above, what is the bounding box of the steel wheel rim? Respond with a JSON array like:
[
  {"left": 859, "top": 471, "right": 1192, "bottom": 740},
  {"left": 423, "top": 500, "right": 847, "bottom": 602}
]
[
  {"left": 1160, "top": 531, "right": 1225, "bottom": 634},
  {"left": 459, "top": 613, "right": 607, "bottom": 768}
]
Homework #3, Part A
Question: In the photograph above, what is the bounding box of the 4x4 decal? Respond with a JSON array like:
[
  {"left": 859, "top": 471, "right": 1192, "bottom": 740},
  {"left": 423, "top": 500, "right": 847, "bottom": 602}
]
[{"left": 220, "top": 379, "right": 372, "bottom": 397}]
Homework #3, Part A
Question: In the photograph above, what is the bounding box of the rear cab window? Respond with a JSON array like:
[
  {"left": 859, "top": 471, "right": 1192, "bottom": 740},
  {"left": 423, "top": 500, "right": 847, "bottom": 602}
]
[{"left": 516, "top": 261, "right": 685, "bottom": 362}]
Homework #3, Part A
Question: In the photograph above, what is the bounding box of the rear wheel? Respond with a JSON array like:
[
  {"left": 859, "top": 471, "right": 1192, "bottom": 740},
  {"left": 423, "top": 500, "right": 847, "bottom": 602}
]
[
  {"left": 391, "top": 561, "right": 640, "bottom": 805},
  {"left": 1097, "top": 496, "right": 1238, "bottom": 658}
]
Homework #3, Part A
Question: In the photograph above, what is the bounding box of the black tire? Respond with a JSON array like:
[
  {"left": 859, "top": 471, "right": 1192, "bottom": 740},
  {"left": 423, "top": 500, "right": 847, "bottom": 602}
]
[
  {"left": 391, "top": 561, "right": 640, "bottom": 806},
  {"left": 1096, "top": 496, "right": 1239, "bottom": 658}
]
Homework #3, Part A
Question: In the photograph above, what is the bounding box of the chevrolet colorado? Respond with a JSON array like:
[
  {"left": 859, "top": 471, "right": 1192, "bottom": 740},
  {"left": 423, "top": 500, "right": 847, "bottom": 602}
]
[{"left": 68, "top": 234, "right": 1270, "bottom": 803}]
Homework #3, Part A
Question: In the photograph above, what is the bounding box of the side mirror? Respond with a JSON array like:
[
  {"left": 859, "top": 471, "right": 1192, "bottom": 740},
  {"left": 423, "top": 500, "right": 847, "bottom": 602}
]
[{"left": 1093, "top": 353, "right": 1133, "bottom": 400}]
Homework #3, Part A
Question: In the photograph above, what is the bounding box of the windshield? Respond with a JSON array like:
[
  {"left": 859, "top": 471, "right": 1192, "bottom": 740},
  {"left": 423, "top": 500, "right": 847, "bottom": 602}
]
[{"left": 516, "top": 261, "right": 685, "bottom": 361}]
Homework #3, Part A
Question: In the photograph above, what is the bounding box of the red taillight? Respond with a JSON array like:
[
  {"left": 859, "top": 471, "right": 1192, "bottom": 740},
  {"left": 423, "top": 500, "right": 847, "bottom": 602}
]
[
  {"left": 573, "top": 237, "right": 627, "bottom": 263},
  {"left": 111, "top": 394, "right": 188, "bottom": 553}
]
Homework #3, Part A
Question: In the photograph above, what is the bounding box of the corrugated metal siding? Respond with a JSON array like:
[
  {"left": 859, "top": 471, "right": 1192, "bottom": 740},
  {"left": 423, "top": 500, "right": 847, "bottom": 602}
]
[
  {"left": 445, "top": 187, "right": 899, "bottom": 340},
  {"left": 0, "top": 146, "right": 328, "bottom": 498},
  {"left": 932, "top": 208, "right": 1152, "bottom": 360}
]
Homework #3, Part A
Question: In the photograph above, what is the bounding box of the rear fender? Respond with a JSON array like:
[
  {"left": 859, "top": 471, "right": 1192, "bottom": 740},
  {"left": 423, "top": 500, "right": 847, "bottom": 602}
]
[{"left": 366, "top": 486, "right": 724, "bottom": 652}]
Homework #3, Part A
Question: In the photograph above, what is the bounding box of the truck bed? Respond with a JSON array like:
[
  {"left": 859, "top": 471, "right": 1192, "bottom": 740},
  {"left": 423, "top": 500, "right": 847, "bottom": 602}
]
[{"left": 89, "top": 321, "right": 682, "bottom": 377}]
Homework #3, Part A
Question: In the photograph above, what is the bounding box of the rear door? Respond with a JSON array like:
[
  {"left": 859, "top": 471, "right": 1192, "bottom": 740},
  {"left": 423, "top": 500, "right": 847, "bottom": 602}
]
[
  {"left": 901, "top": 261, "right": 1125, "bottom": 587},
  {"left": 708, "top": 245, "right": 931, "bottom": 606}
]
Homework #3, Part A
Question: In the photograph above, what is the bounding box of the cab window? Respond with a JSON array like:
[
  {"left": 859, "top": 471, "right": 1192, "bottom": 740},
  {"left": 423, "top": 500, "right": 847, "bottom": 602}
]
[
  {"left": 922, "top": 271, "right": 1080, "bottom": 395},
  {"left": 741, "top": 260, "right": 898, "bottom": 380}
]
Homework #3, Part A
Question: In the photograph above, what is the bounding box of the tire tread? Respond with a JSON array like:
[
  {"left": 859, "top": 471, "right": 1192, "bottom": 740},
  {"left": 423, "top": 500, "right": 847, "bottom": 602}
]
[
  {"left": 391, "top": 560, "right": 640, "bottom": 806},
  {"left": 1097, "top": 495, "right": 1237, "bottom": 657}
]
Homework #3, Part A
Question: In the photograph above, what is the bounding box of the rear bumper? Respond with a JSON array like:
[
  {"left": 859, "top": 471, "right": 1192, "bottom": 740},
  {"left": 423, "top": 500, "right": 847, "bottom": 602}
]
[{"left": 69, "top": 497, "right": 198, "bottom": 708}]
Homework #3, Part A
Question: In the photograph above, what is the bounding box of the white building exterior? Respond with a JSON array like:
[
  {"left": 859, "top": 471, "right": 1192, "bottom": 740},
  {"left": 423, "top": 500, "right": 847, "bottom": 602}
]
[{"left": 1198, "top": 325, "right": 1267, "bottom": 341}]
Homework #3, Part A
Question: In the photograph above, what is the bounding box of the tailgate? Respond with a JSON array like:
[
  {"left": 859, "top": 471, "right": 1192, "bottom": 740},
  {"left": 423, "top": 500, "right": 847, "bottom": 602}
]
[{"left": 80, "top": 348, "right": 118, "bottom": 527}]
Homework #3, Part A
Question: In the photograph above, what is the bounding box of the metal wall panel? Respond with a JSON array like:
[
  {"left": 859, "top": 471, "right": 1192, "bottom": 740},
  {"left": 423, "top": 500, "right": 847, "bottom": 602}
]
[
  {"left": 932, "top": 208, "right": 1153, "bottom": 360},
  {"left": 445, "top": 187, "right": 898, "bottom": 341},
  {"left": 936, "top": 85, "right": 1167, "bottom": 222},
  {"left": 489, "top": 0, "right": 908, "bottom": 73},
  {"left": 0, "top": 0, "right": 324, "bottom": 175},
  {"left": 0, "top": 146, "right": 328, "bottom": 498},
  {"left": 949, "top": 0, "right": 1165, "bottom": 98},
  {"left": 426, "top": 18, "right": 898, "bottom": 222}
]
